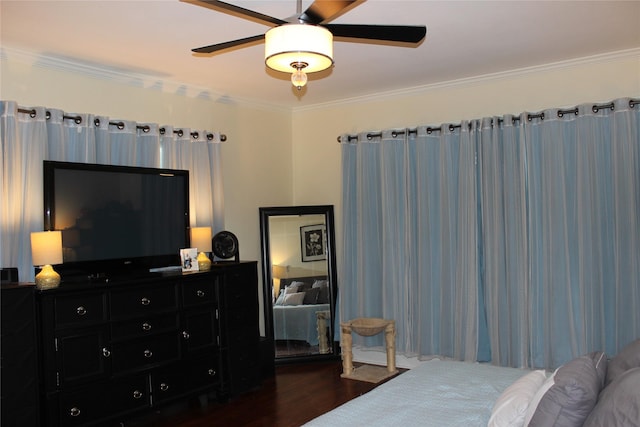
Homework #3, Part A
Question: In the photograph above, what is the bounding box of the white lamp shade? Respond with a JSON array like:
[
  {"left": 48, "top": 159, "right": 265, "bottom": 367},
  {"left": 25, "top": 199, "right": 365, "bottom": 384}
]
[
  {"left": 31, "top": 231, "right": 63, "bottom": 266},
  {"left": 265, "top": 24, "right": 333, "bottom": 73},
  {"left": 272, "top": 265, "right": 288, "bottom": 279},
  {"left": 190, "top": 227, "right": 212, "bottom": 252}
]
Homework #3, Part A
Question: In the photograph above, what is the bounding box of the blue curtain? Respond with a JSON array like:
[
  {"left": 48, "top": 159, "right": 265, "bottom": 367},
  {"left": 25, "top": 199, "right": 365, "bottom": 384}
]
[
  {"left": 0, "top": 101, "right": 225, "bottom": 282},
  {"left": 340, "top": 97, "right": 639, "bottom": 369}
]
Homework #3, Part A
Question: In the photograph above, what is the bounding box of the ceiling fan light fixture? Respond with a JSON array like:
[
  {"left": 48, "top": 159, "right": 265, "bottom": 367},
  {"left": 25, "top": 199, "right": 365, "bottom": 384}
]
[
  {"left": 291, "top": 63, "right": 308, "bottom": 90},
  {"left": 265, "top": 24, "right": 334, "bottom": 81}
]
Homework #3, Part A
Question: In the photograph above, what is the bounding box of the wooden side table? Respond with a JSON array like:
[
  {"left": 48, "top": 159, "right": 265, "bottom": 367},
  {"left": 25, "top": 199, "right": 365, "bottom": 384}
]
[{"left": 340, "top": 318, "right": 397, "bottom": 383}]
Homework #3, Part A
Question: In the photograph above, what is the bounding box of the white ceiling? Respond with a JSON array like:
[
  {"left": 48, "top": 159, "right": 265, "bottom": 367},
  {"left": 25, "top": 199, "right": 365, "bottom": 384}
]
[{"left": 2, "top": 1, "right": 639, "bottom": 109}]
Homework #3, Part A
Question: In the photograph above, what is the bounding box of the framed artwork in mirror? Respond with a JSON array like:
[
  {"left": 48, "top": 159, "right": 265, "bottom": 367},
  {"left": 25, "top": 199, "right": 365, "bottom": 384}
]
[{"left": 300, "top": 224, "right": 326, "bottom": 262}]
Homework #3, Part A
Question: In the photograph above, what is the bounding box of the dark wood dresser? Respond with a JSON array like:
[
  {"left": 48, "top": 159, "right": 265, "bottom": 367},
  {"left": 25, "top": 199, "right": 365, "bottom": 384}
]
[
  {"left": 1, "top": 282, "right": 40, "bottom": 427},
  {"left": 3, "top": 261, "right": 260, "bottom": 427}
]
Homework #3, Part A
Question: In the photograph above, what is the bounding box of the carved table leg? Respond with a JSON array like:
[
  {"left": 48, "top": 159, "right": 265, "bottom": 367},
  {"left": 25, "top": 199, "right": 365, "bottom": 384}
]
[
  {"left": 340, "top": 324, "right": 354, "bottom": 376},
  {"left": 385, "top": 321, "right": 396, "bottom": 373}
]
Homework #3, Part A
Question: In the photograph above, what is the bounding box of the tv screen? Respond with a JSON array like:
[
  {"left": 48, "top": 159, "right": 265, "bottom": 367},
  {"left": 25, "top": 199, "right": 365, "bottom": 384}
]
[{"left": 44, "top": 161, "right": 190, "bottom": 280}]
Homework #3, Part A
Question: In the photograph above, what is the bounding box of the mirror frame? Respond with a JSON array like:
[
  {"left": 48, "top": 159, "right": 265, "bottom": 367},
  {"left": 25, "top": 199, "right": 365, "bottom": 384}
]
[{"left": 259, "top": 205, "right": 339, "bottom": 364}]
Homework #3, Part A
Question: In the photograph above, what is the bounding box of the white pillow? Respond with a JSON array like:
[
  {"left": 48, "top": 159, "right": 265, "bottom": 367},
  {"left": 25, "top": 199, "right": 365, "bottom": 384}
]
[
  {"left": 523, "top": 368, "right": 557, "bottom": 425},
  {"left": 488, "top": 370, "right": 548, "bottom": 427},
  {"left": 284, "top": 282, "right": 303, "bottom": 294},
  {"left": 282, "top": 292, "right": 305, "bottom": 306},
  {"left": 274, "top": 290, "right": 285, "bottom": 306}
]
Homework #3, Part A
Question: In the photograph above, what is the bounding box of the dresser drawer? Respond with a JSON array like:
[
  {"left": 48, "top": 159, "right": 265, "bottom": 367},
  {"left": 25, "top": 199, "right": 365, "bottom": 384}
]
[
  {"left": 111, "top": 313, "right": 179, "bottom": 341},
  {"left": 111, "top": 333, "right": 181, "bottom": 374},
  {"left": 57, "top": 375, "right": 149, "bottom": 427},
  {"left": 55, "top": 293, "right": 107, "bottom": 327},
  {"left": 152, "top": 354, "right": 219, "bottom": 405},
  {"left": 56, "top": 326, "right": 110, "bottom": 388},
  {"left": 110, "top": 284, "right": 177, "bottom": 319},
  {"left": 223, "top": 284, "right": 256, "bottom": 309},
  {"left": 181, "top": 279, "right": 216, "bottom": 308},
  {"left": 224, "top": 307, "right": 258, "bottom": 333},
  {"left": 182, "top": 309, "right": 217, "bottom": 355}
]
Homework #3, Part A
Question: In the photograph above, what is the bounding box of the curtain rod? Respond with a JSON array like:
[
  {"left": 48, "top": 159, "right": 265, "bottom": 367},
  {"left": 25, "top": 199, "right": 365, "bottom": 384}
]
[
  {"left": 17, "top": 108, "right": 227, "bottom": 142},
  {"left": 337, "top": 99, "right": 639, "bottom": 143}
]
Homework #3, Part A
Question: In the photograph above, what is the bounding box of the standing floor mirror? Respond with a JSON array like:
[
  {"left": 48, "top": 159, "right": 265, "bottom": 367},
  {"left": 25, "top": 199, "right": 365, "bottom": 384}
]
[{"left": 259, "top": 205, "right": 338, "bottom": 363}]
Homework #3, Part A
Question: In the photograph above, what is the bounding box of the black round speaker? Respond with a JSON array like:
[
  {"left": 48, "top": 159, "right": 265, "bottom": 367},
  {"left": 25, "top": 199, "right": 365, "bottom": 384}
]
[{"left": 212, "top": 231, "right": 239, "bottom": 261}]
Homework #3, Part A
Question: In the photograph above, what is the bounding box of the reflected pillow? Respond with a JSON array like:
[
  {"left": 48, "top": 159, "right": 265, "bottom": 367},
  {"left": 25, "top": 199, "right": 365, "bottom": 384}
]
[
  {"left": 283, "top": 292, "right": 305, "bottom": 306},
  {"left": 303, "top": 287, "right": 320, "bottom": 305},
  {"left": 312, "top": 280, "right": 328, "bottom": 288},
  {"left": 284, "top": 281, "right": 304, "bottom": 294},
  {"left": 312, "top": 280, "right": 330, "bottom": 303},
  {"left": 274, "top": 290, "right": 285, "bottom": 306}
]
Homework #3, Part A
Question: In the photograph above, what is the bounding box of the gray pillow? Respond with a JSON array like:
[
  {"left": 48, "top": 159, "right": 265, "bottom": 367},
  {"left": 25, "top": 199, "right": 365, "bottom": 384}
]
[
  {"left": 303, "top": 287, "right": 320, "bottom": 305},
  {"left": 605, "top": 338, "right": 640, "bottom": 387},
  {"left": 528, "top": 351, "right": 607, "bottom": 427},
  {"left": 584, "top": 367, "right": 640, "bottom": 427}
]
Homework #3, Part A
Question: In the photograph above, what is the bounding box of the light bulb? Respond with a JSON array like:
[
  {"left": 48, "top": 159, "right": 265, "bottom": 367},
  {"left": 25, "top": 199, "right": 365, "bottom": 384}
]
[{"left": 291, "top": 68, "right": 307, "bottom": 90}]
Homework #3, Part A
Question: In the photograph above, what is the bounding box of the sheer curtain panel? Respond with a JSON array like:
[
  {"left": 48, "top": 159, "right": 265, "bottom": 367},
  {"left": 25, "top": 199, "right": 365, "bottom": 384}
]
[
  {"left": 0, "top": 100, "right": 225, "bottom": 282},
  {"left": 340, "top": 97, "right": 639, "bottom": 369}
]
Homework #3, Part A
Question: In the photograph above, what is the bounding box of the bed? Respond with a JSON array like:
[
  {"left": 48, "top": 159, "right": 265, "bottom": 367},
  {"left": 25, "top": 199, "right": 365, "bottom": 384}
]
[
  {"left": 273, "top": 276, "right": 330, "bottom": 346},
  {"left": 304, "top": 338, "right": 640, "bottom": 427}
]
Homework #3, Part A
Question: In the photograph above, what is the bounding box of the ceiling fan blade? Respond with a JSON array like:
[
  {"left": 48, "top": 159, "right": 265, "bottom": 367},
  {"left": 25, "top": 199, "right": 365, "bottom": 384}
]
[
  {"left": 192, "top": 34, "right": 265, "bottom": 54},
  {"left": 299, "top": 0, "right": 359, "bottom": 24},
  {"left": 324, "top": 24, "right": 427, "bottom": 44},
  {"left": 186, "top": 0, "right": 287, "bottom": 26}
]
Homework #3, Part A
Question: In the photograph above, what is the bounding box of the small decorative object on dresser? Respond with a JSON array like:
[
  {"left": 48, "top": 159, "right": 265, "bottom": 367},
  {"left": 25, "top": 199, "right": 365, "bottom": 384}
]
[
  {"left": 212, "top": 230, "right": 239, "bottom": 262},
  {"left": 190, "top": 227, "right": 213, "bottom": 271},
  {"left": 180, "top": 247, "right": 199, "bottom": 272},
  {"left": 30, "top": 230, "right": 63, "bottom": 289}
]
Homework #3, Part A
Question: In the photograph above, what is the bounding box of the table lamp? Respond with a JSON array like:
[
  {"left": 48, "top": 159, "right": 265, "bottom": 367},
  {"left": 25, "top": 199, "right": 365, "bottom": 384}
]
[
  {"left": 31, "top": 230, "right": 63, "bottom": 289},
  {"left": 191, "top": 227, "right": 212, "bottom": 271}
]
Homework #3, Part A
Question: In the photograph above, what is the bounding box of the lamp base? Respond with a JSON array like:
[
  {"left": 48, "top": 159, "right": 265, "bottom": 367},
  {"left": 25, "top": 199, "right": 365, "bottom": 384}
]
[
  {"left": 35, "top": 264, "right": 61, "bottom": 290},
  {"left": 197, "top": 252, "right": 211, "bottom": 271}
]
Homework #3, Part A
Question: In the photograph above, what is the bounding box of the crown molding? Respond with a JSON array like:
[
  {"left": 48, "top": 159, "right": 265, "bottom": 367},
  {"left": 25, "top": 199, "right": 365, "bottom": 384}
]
[
  {"left": 293, "top": 48, "right": 640, "bottom": 113},
  {"left": 0, "top": 46, "right": 290, "bottom": 113}
]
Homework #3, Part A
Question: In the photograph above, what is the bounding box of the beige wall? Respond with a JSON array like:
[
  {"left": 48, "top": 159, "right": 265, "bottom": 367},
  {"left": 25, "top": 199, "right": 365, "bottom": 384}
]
[{"left": 291, "top": 52, "right": 640, "bottom": 265}]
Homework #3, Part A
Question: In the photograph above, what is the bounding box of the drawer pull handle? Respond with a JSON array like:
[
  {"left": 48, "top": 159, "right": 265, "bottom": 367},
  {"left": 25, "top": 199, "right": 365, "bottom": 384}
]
[
  {"left": 102, "top": 348, "right": 111, "bottom": 358},
  {"left": 70, "top": 407, "right": 81, "bottom": 417},
  {"left": 160, "top": 383, "right": 169, "bottom": 391},
  {"left": 144, "top": 349, "right": 153, "bottom": 358},
  {"left": 208, "top": 369, "right": 216, "bottom": 376},
  {"left": 141, "top": 297, "right": 151, "bottom": 306},
  {"left": 196, "top": 290, "right": 205, "bottom": 297},
  {"left": 76, "top": 306, "right": 87, "bottom": 316},
  {"left": 182, "top": 331, "right": 190, "bottom": 339},
  {"left": 133, "top": 390, "right": 143, "bottom": 399},
  {"left": 142, "top": 322, "right": 152, "bottom": 331}
]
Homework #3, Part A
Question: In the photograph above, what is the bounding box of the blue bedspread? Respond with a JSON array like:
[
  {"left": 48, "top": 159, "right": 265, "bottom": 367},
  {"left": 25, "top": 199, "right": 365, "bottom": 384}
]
[{"left": 304, "top": 359, "right": 528, "bottom": 427}]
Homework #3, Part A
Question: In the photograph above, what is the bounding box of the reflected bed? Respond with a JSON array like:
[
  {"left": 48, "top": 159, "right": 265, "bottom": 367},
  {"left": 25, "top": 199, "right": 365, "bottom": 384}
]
[{"left": 273, "top": 276, "right": 330, "bottom": 346}]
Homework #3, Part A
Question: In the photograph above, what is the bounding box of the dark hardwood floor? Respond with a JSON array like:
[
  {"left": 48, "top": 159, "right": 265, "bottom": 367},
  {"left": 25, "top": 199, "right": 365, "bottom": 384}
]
[{"left": 126, "top": 360, "right": 399, "bottom": 427}]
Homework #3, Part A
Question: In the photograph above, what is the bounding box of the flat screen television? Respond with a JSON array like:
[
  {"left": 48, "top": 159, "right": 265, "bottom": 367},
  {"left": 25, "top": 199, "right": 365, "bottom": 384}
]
[{"left": 43, "top": 161, "right": 190, "bottom": 281}]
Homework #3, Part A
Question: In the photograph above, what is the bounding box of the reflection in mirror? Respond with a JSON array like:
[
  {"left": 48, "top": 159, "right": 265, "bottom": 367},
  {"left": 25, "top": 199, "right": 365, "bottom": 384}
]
[{"left": 260, "top": 206, "right": 338, "bottom": 363}]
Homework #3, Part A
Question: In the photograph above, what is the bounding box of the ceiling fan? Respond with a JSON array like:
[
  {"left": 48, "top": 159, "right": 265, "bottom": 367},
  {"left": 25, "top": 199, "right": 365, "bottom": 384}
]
[{"left": 187, "top": 0, "right": 427, "bottom": 90}]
